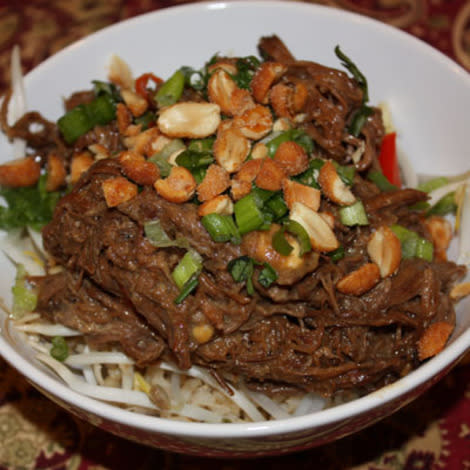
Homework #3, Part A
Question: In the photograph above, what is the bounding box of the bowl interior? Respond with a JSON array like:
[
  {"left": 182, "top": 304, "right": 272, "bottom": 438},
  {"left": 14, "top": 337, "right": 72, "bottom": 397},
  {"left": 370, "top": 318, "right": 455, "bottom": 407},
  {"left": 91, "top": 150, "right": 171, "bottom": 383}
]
[{"left": 0, "top": 0, "right": 469, "bottom": 442}]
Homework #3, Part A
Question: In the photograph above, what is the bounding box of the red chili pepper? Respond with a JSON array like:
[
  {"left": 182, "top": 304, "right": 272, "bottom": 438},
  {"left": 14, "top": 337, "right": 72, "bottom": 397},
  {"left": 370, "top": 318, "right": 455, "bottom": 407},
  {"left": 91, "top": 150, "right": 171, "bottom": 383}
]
[
  {"left": 135, "top": 73, "right": 163, "bottom": 101},
  {"left": 378, "top": 132, "right": 402, "bottom": 188}
]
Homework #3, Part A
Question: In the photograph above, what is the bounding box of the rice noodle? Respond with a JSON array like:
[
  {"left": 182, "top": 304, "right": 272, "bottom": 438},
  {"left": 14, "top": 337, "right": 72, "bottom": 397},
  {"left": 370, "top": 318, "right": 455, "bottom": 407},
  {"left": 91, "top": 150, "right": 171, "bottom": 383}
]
[{"left": 16, "top": 323, "right": 81, "bottom": 337}]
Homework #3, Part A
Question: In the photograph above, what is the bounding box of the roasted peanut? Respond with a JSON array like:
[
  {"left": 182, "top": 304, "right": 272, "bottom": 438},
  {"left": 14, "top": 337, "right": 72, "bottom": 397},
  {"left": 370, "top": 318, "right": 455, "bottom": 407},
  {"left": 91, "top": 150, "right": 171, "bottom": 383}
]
[
  {"left": 45, "top": 153, "right": 67, "bottom": 191},
  {"left": 102, "top": 176, "right": 138, "bottom": 207},
  {"left": 197, "top": 194, "right": 234, "bottom": 217},
  {"left": 121, "top": 89, "right": 148, "bottom": 117},
  {"left": 289, "top": 202, "right": 339, "bottom": 252},
  {"left": 318, "top": 160, "right": 356, "bottom": 206},
  {"left": 116, "top": 103, "right": 133, "bottom": 134},
  {"left": 108, "top": 54, "right": 134, "bottom": 90},
  {"left": 154, "top": 166, "right": 196, "bottom": 203},
  {"left": 158, "top": 102, "right": 221, "bottom": 139},
  {"left": 367, "top": 225, "right": 402, "bottom": 278},
  {"left": 0, "top": 157, "right": 40, "bottom": 188},
  {"left": 424, "top": 215, "right": 453, "bottom": 262},
  {"left": 450, "top": 282, "right": 470, "bottom": 300},
  {"left": 273, "top": 141, "right": 309, "bottom": 176},
  {"left": 234, "top": 159, "right": 263, "bottom": 183},
  {"left": 255, "top": 158, "right": 286, "bottom": 191},
  {"left": 418, "top": 321, "right": 454, "bottom": 361},
  {"left": 231, "top": 179, "right": 252, "bottom": 201},
  {"left": 118, "top": 150, "right": 160, "bottom": 186},
  {"left": 192, "top": 324, "right": 215, "bottom": 344},
  {"left": 282, "top": 178, "right": 320, "bottom": 212},
  {"left": 336, "top": 263, "right": 381, "bottom": 296},
  {"left": 251, "top": 142, "right": 268, "bottom": 160},
  {"left": 70, "top": 152, "right": 94, "bottom": 184},
  {"left": 233, "top": 104, "right": 273, "bottom": 140},
  {"left": 213, "top": 127, "right": 250, "bottom": 173},
  {"left": 197, "top": 164, "right": 231, "bottom": 202},
  {"left": 251, "top": 62, "right": 287, "bottom": 104}
]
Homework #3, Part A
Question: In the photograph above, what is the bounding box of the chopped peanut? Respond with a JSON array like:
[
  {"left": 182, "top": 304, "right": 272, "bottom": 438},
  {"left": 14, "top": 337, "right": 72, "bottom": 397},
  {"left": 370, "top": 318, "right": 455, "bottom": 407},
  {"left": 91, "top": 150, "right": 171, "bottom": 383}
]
[
  {"left": 318, "top": 160, "right": 356, "bottom": 206},
  {"left": 118, "top": 150, "right": 160, "bottom": 186},
  {"left": 192, "top": 324, "right": 215, "bottom": 344},
  {"left": 116, "top": 103, "right": 133, "bottom": 134},
  {"left": 450, "top": 282, "right": 470, "bottom": 300},
  {"left": 418, "top": 322, "right": 454, "bottom": 361},
  {"left": 251, "top": 142, "right": 269, "bottom": 160},
  {"left": 282, "top": 178, "right": 320, "bottom": 212},
  {"left": 158, "top": 102, "right": 221, "bottom": 139},
  {"left": 289, "top": 202, "right": 339, "bottom": 252},
  {"left": 273, "top": 141, "right": 309, "bottom": 176},
  {"left": 233, "top": 104, "right": 273, "bottom": 140},
  {"left": 234, "top": 159, "right": 263, "bottom": 183},
  {"left": 207, "top": 60, "right": 238, "bottom": 75},
  {"left": 198, "top": 194, "right": 234, "bottom": 217},
  {"left": 336, "top": 263, "right": 381, "bottom": 296},
  {"left": 255, "top": 158, "right": 286, "bottom": 191},
  {"left": 0, "top": 157, "right": 40, "bottom": 188},
  {"left": 197, "top": 164, "right": 231, "bottom": 202},
  {"left": 367, "top": 226, "right": 402, "bottom": 278},
  {"left": 231, "top": 179, "right": 252, "bottom": 201},
  {"left": 269, "top": 83, "right": 293, "bottom": 119},
  {"left": 70, "top": 152, "right": 94, "bottom": 184},
  {"left": 424, "top": 215, "right": 453, "bottom": 262},
  {"left": 121, "top": 89, "right": 149, "bottom": 117},
  {"left": 250, "top": 62, "right": 287, "bottom": 104},
  {"left": 213, "top": 127, "right": 250, "bottom": 173},
  {"left": 124, "top": 127, "right": 161, "bottom": 155},
  {"left": 107, "top": 54, "right": 134, "bottom": 90},
  {"left": 102, "top": 176, "right": 138, "bottom": 207},
  {"left": 45, "top": 153, "right": 67, "bottom": 191},
  {"left": 154, "top": 166, "right": 196, "bottom": 203}
]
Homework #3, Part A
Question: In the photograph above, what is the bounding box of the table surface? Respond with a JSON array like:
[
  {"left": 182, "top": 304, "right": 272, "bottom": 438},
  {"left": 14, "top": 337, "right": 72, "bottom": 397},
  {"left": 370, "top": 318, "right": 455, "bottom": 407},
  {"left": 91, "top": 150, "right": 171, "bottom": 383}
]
[{"left": 0, "top": 1, "right": 469, "bottom": 469}]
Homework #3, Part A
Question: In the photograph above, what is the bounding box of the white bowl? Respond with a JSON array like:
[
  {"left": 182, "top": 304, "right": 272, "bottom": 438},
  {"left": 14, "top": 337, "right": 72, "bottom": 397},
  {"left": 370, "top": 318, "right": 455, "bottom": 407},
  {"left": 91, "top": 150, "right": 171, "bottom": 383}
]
[{"left": 0, "top": 0, "right": 469, "bottom": 457}]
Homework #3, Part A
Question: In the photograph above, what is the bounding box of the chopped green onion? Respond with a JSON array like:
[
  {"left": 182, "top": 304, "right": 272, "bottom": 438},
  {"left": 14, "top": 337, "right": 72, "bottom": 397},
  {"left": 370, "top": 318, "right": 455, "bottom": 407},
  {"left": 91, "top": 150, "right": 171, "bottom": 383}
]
[
  {"left": 334, "top": 163, "right": 355, "bottom": 186},
  {"left": 339, "top": 200, "right": 369, "bottom": 226},
  {"left": 144, "top": 219, "right": 189, "bottom": 249},
  {"left": 58, "top": 94, "right": 116, "bottom": 144},
  {"left": 50, "top": 336, "right": 69, "bottom": 362},
  {"left": 155, "top": 69, "right": 185, "bottom": 107},
  {"left": 149, "top": 154, "right": 172, "bottom": 178},
  {"left": 367, "top": 169, "right": 398, "bottom": 192},
  {"left": 348, "top": 105, "right": 373, "bottom": 137},
  {"left": 427, "top": 191, "right": 457, "bottom": 216},
  {"left": 328, "top": 245, "right": 345, "bottom": 262},
  {"left": 92, "top": 80, "right": 120, "bottom": 101},
  {"left": 201, "top": 213, "right": 241, "bottom": 244},
  {"left": 265, "top": 193, "right": 288, "bottom": 220},
  {"left": 283, "top": 219, "right": 312, "bottom": 256},
  {"left": 234, "top": 193, "right": 265, "bottom": 235},
  {"left": 272, "top": 228, "right": 294, "bottom": 256},
  {"left": 409, "top": 201, "right": 431, "bottom": 212},
  {"left": 11, "top": 264, "right": 37, "bottom": 319},
  {"left": 134, "top": 110, "right": 155, "bottom": 130},
  {"left": 258, "top": 263, "right": 278, "bottom": 288},
  {"left": 149, "top": 139, "right": 185, "bottom": 177},
  {"left": 266, "top": 129, "right": 314, "bottom": 158},
  {"left": 335, "top": 45, "right": 369, "bottom": 102},
  {"left": 294, "top": 159, "right": 324, "bottom": 188},
  {"left": 174, "top": 276, "right": 199, "bottom": 305},
  {"left": 172, "top": 250, "right": 203, "bottom": 290},
  {"left": 417, "top": 177, "right": 449, "bottom": 193},
  {"left": 188, "top": 137, "right": 215, "bottom": 153},
  {"left": 233, "top": 56, "right": 261, "bottom": 89},
  {"left": 175, "top": 150, "right": 213, "bottom": 170},
  {"left": 227, "top": 256, "right": 255, "bottom": 295},
  {"left": 251, "top": 186, "right": 275, "bottom": 205},
  {"left": 390, "top": 224, "right": 434, "bottom": 261}
]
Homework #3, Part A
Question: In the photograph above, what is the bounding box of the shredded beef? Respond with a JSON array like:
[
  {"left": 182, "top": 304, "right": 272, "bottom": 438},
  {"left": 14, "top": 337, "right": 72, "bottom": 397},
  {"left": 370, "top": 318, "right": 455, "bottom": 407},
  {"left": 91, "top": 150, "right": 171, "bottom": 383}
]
[{"left": 36, "top": 157, "right": 466, "bottom": 397}]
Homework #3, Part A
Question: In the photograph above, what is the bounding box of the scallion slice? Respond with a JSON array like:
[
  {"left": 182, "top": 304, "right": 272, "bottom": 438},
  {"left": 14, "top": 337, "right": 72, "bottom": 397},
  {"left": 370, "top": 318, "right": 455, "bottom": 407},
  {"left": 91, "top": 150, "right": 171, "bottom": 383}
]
[
  {"left": 201, "top": 213, "right": 241, "bottom": 244},
  {"left": 155, "top": 69, "right": 185, "bottom": 107},
  {"left": 234, "top": 193, "right": 265, "bottom": 235},
  {"left": 339, "top": 200, "right": 369, "bottom": 226},
  {"left": 50, "top": 336, "right": 69, "bottom": 362},
  {"left": 227, "top": 256, "right": 255, "bottom": 295},
  {"left": 174, "top": 276, "right": 199, "bottom": 305},
  {"left": 427, "top": 191, "right": 457, "bottom": 216},
  {"left": 172, "top": 250, "right": 202, "bottom": 290},
  {"left": 390, "top": 224, "right": 434, "bottom": 261},
  {"left": 283, "top": 219, "right": 312, "bottom": 256},
  {"left": 367, "top": 169, "right": 398, "bottom": 192},
  {"left": 272, "top": 228, "right": 294, "bottom": 256}
]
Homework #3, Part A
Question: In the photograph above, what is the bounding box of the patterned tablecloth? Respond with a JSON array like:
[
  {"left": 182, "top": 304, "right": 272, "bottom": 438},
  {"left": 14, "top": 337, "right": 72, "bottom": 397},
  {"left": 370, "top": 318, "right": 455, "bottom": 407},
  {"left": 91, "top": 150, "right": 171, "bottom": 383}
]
[{"left": 0, "top": 1, "right": 469, "bottom": 469}]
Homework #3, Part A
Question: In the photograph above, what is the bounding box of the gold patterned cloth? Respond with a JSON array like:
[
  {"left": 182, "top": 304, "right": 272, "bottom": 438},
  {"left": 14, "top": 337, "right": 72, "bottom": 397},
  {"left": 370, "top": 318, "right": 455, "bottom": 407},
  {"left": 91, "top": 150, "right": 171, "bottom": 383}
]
[{"left": 0, "top": 1, "right": 469, "bottom": 469}]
